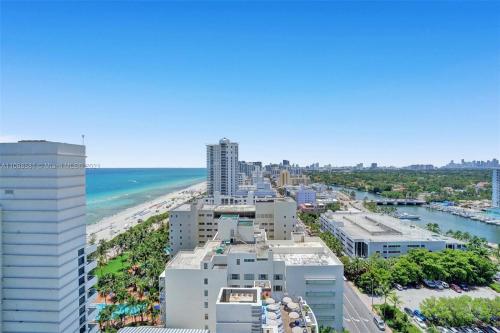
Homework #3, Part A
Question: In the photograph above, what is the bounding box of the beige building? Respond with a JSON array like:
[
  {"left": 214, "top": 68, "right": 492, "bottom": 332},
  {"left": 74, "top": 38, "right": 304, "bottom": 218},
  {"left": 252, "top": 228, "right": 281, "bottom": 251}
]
[
  {"left": 169, "top": 197, "right": 297, "bottom": 254},
  {"left": 278, "top": 170, "right": 290, "bottom": 187}
]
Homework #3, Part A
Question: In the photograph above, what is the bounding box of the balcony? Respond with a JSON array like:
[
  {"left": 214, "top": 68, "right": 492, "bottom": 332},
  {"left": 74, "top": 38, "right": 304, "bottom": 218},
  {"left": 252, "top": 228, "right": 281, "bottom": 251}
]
[
  {"left": 87, "top": 288, "right": 97, "bottom": 304},
  {"left": 86, "top": 243, "right": 97, "bottom": 256},
  {"left": 86, "top": 275, "right": 97, "bottom": 290},
  {"left": 87, "top": 323, "right": 99, "bottom": 333},
  {"left": 86, "top": 260, "right": 97, "bottom": 273},
  {"left": 87, "top": 305, "right": 98, "bottom": 322}
]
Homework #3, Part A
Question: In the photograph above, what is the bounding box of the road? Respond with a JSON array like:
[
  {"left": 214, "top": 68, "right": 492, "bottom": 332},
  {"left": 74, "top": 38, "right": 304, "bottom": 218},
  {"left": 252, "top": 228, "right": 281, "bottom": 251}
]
[{"left": 343, "top": 281, "right": 382, "bottom": 333}]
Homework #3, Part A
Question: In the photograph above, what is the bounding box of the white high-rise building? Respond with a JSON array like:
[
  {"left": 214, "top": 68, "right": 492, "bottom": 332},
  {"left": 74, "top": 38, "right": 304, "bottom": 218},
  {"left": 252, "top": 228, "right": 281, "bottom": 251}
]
[
  {"left": 207, "top": 138, "right": 238, "bottom": 196},
  {"left": 493, "top": 169, "right": 500, "bottom": 208},
  {"left": 0, "top": 141, "right": 97, "bottom": 333}
]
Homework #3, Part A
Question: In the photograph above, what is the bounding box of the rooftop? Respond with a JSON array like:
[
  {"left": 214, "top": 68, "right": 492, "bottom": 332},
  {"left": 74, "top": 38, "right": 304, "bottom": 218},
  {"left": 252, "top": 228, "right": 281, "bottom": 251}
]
[
  {"left": 118, "top": 328, "right": 209, "bottom": 333},
  {"left": 218, "top": 287, "right": 259, "bottom": 304},
  {"left": 322, "top": 211, "right": 463, "bottom": 243},
  {"left": 171, "top": 204, "right": 192, "bottom": 212},
  {"left": 167, "top": 233, "right": 342, "bottom": 270},
  {"left": 214, "top": 204, "right": 256, "bottom": 213}
]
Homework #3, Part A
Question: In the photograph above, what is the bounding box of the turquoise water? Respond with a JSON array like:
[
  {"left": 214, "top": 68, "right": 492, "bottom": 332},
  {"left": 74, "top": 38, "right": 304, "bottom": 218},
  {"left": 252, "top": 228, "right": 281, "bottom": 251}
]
[
  {"left": 333, "top": 186, "right": 500, "bottom": 243},
  {"left": 86, "top": 168, "right": 206, "bottom": 224},
  {"left": 96, "top": 303, "right": 145, "bottom": 319}
]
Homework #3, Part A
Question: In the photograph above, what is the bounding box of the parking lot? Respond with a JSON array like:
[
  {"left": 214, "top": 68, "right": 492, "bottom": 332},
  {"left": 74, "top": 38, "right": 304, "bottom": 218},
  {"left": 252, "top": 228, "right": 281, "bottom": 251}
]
[{"left": 394, "top": 285, "right": 498, "bottom": 311}]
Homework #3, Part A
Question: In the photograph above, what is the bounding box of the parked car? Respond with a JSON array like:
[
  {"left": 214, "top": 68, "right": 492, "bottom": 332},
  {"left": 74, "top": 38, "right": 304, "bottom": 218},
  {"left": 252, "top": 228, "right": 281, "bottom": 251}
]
[
  {"left": 423, "top": 279, "right": 437, "bottom": 288},
  {"left": 415, "top": 317, "right": 428, "bottom": 329},
  {"left": 394, "top": 283, "right": 403, "bottom": 291},
  {"left": 485, "top": 325, "right": 500, "bottom": 333},
  {"left": 435, "top": 280, "right": 449, "bottom": 288},
  {"left": 459, "top": 283, "right": 470, "bottom": 291},
  {"left": 373, "top": 316, "right": 386, "bottom": 331},
  {"left": 404, "top": 307, "right": 414, "bottom": 317},
  {"left": 413, "top": 309, "right": 427, "bottom": 321},
  {"left": 450, "top": 283, "right": 462, "bottom": 293}
]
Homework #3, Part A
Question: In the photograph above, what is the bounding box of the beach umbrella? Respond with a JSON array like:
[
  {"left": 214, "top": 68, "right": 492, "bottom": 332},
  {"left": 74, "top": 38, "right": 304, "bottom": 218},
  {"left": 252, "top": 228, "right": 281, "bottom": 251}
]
[
  {"left": 266, "top": 319, "right": 278, "bottom": 326},
  {"left": 282, "top": 296, "right": 292, "bottom": 304},
  {"left": 267, "top": 312, "right": 277, "bottom": 320},
  {"left": 289, "top": 311, "right": 300, "bottom": 319},
  {"left": 267, "top": 303, "right": 280, "bottom": 312},
  {"left": 287, "top": 302, "right": 299, "bottom": 311},
  {"left": 264, "top": 297, "right": 275, "bottom": 305},
  {"left": 292, "top": 327, "right": 305, "bottom": 333}
]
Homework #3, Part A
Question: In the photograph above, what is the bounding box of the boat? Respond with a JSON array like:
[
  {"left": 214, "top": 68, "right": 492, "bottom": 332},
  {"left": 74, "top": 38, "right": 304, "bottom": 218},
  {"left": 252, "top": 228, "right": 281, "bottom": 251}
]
[{"left": 395, "top": 212, "right": 421, "bottom": 220}]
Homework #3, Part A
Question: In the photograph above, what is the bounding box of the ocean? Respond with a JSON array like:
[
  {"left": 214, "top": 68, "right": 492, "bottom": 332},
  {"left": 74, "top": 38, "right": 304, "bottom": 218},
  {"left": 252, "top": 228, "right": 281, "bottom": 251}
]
[{"left": 86, "top": 168, "right": 206, "bottom": 224}]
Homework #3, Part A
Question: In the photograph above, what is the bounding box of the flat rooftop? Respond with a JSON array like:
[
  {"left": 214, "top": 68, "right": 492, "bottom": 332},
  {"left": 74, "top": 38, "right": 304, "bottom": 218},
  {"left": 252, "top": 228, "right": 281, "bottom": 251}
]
[
  {"left": 167, "top": 234, "right": 342, "bottom": 269},
  {"left": 167, "top": 240, "right": 220, "bottom": 269},
  {"left": 171, "top": 204, "right": 191, "bottom": 212},
  {"left": 323, "top": 211, "right": 463, "bottom": 243},
  {"left": 214, "top": 204, "right": 256, "bottom": 213},
  {"left": 219, "top": 287, "right": 258, "bottom": 304},
  {"left": 273, "top": 252, "right": 339, "bottom": 266}
]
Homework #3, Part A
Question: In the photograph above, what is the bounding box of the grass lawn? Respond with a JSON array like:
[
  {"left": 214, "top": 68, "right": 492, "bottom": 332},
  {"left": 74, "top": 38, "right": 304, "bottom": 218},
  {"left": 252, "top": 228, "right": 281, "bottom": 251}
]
[{"left": 97, "top": 253, "right": 130, "bottom": 277}]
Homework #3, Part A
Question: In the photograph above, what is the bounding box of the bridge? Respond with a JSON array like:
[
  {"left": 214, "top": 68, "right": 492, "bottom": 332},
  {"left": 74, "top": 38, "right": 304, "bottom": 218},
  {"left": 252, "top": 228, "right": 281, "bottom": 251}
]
[{"left": 374, "top": 199, "right": 426, "bottom": 206}]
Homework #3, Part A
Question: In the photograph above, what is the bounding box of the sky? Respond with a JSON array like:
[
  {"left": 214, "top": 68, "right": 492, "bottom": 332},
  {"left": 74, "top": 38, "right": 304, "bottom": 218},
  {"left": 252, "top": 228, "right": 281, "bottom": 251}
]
[{"left": 1, "top": 1, "right": 499, "bottom": 168}]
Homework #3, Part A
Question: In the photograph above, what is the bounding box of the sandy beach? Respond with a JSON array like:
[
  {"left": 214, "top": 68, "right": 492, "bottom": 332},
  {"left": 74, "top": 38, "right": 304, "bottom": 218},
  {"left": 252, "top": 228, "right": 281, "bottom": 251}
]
[{"left": 87, "top": 181, "right": 206, "bottom": 242}]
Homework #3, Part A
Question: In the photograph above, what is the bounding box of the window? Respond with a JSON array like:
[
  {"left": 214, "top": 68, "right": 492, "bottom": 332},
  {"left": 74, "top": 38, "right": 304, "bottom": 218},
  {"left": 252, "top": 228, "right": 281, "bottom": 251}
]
[
  {"left": 204, "top": 314, "right": 209, "bottom": 320},
  {"left": 204, "top": 302, "right": 208, "bottom": 308},
  {"left": 236, "top": 259, "right": 240, "bottom": 265},
  {"left": 243, "top": 258, "right": 255, "bottom": 262},
  {"left": 274, "top": 274, "right": 283, "bottom": 280},
  {"left": 204, "top": 290, "right": 208, "bottom": 297},
  {"left": 230, "top": 274, "right": 240, "bottom": 280},
  {"left": 244, "top": 273, "right": 255, "bottom": 280},
  {"left": 258, "top": 274, "right": 268, "bottom": 280},
  {"left": 273, "top": 285, "right": 283, "bottom": 292},
  {"left": 204, "top": 263, "right": 208, "bottom": 269},
  {"left": 204, "top": 278, "right": 208, "bottom": 285},
  {"left": 4, "top": 189, "right": 13, "bottom": 194}
]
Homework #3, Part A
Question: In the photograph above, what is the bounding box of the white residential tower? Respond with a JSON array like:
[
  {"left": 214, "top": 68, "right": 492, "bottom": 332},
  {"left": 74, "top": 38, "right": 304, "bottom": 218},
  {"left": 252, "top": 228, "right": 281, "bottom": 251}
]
[{"left": 0, "top": 141, "right": 97, "bottom": 333}]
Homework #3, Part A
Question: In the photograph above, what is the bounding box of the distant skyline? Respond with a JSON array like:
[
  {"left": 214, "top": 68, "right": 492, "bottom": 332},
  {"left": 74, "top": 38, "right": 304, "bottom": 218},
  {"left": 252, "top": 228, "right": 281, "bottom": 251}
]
[{"left": 1, "top": 1, "right": 499, "bottom": 167}]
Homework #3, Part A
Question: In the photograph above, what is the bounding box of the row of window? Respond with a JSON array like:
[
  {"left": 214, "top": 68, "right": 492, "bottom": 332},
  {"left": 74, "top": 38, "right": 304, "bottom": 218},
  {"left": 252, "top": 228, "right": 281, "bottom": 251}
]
[
  {"left": 230, "top": 273, "right": 283, "bottom": 281},
  {"left": 227, "top": 284, "right": 283, "bottom": 291}
]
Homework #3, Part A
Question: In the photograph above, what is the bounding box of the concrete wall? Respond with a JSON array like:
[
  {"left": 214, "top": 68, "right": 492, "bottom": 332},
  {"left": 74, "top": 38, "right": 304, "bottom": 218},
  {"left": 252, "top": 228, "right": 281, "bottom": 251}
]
[{"left": 169, "top": 204, "right": 198, "bottom": 253}]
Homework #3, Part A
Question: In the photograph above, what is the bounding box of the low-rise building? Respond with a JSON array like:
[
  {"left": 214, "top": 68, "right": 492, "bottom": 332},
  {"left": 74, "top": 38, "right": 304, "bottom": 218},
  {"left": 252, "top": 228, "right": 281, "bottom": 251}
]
[
  {"left": 296, "top": 185, "right": 317, "bottom": 207},
  {"left": 320, "top": 211, "right": 465, "bottom": 258},
  {"left": 163, "top": 220, "right": 343, "bottom": 332},
  {"left": 169, "top": 197, "right": 297, "bottom": 254}
]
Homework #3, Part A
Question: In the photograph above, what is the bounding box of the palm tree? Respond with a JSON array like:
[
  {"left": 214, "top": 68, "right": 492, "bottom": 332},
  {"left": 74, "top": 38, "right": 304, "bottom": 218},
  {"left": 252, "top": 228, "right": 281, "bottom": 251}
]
[
  {"left": 377, "top": 283, "right": 392, "bottom": 319},
  {"left": 97, "top": 305, "right": 110, "bottom": 331},
  {"left": 126, "top": 294, "right": 139, "bottom": 323},
  {"left": 388, "top": 292, "right": 401, "bottom": 310}
]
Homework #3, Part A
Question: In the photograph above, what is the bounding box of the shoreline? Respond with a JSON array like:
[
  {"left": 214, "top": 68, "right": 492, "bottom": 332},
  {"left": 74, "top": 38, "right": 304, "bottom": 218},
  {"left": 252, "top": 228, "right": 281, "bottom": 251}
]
[{"left": 86, "top": 181, "right": 206, "bottom": 242}]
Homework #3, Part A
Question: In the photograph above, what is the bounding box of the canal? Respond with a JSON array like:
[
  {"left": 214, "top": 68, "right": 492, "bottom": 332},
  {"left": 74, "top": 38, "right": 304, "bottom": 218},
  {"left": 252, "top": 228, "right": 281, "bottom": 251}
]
[{"left": 332, "top": 186, "right": 500, "bottom": 243}]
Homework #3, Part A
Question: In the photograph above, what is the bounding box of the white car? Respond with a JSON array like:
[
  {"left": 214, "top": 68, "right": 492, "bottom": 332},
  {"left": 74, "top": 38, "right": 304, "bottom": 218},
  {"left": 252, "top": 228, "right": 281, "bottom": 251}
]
[{"left": 415, "top": 317, "right": 428, "bottom": 329}]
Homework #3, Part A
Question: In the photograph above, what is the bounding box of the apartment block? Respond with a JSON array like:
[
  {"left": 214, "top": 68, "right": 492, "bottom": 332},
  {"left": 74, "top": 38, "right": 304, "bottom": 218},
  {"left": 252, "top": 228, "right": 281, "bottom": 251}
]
[
  {"left": 169, "top": 196, "right": 297, "bottom": 254},
  {"left": 163, "top": 219, "right": 343, "bottom": 332}
]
